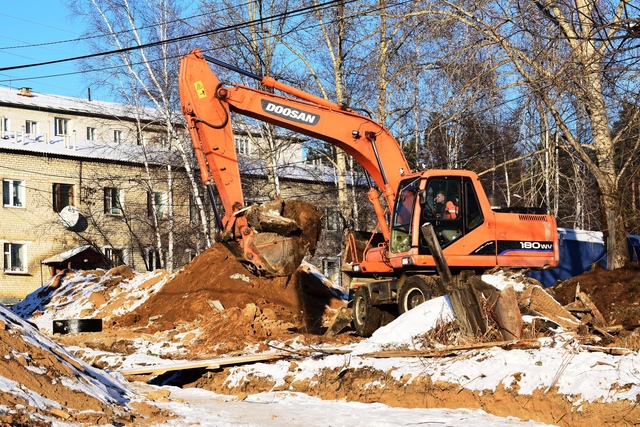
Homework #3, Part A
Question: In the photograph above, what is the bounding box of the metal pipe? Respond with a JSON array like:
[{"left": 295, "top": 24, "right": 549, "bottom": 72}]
[
  {"left": 366, "top": 132, "right": 389, "bottom": 185},
  {"left": 203, "top": 54, "right": 262, "bottom": 81},
  {"left": 206, "top": 184, "right": 223, "bottom": 232}
]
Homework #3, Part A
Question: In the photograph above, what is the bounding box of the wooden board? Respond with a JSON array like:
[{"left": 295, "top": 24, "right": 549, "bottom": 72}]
[
  {"left": 118, "top": 352, "right": 287, "bottom": 377},
  {"left": 364, "top": 339, "right": 542, "bottom": 358}
]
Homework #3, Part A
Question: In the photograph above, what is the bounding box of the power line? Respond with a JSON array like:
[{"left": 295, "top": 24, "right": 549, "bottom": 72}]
[
  {"left": 0, "top": 0, "right": 377, "bottom": 86},
  {"left": 0, "top": 3, "right": 240, "bottom": 51},
  {"left": 0, "top": 0, "right": 352, "bottom": 73}
]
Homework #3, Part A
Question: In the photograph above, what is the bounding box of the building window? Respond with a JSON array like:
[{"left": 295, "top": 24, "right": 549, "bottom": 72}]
[
  {"left": 54, "top": 118, "right": 68, "bottom": 136},
  {"left": 189, "top": 195, "right": 198, "bottom": 222},
  {"left": 3, "top": 179, "right": 25, "bottom": 207},
  {"left": 104, "top": 187, "right": 124, "bottom": 215},
  {"left": 52, "top": 183, "right": 74, "bottom": 212},
  {"left": 185, "top": 249, "right": 196, "bottom": 263},
  {"left": 103, "top": 247, "right": 125, "bottom": 267},
  {"left": 236, "top": 137, "right": 251, "bottom": 155},
  {"left": 2, "top": 117, "right": 9, "bottom": 133},
  {"left": 114, "top": 130, "right": 122, "bottom": 143},
  {"left": 147, "top": 191, "right": 167, "bottom": 218},
  {"left": 3, "top": 243, "right": 27, "bottom": 273},
  {"left": 25, "top": 120, "right": 38, "bottom": 137},
  {"left": 145, "top": 247, "right": 165, "bottom": 271},
  {"left": 87, "top": 127, "right": 96, "bottom": 141},
  {"left": 324, "top": 208, "right": 339, "bottom": 231}
]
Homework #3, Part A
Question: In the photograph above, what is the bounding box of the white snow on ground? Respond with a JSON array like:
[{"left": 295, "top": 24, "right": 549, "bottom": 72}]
[
  {"left": 144, "top": 387, "right": 555, "bottom": 426},
  {"left": 12, "top": 269, "right": 169, "bottom": 333},
  {"left": 221, "top": 300, "right": 640, "bottom": 406},
  {"left": 4, "top": 270, "right": 640, "bottom": 425},
  {"left": 351, "top": 295, "right": 455, "bottom": 355}
]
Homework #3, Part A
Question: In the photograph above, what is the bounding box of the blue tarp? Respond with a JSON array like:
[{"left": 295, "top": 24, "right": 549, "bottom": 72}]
[{"left": 527, "top": 228, "right": 640, "bottom": 286}]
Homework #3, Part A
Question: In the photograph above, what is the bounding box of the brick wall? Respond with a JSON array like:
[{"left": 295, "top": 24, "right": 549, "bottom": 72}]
[{"left": 0, "top": 150, "right": 197, "bottom": 298}]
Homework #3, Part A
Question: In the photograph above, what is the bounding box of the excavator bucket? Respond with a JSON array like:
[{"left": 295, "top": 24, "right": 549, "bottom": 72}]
[{"left": 225, "top": 197, "right": 324, "bottom": 277}]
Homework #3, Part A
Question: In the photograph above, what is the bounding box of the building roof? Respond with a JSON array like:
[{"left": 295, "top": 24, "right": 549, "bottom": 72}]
[
  {"left": 0, "top": 133, "right": 183, "bottom": 166},
  {"left": 41, "top": 245, "right": 99, "bottom": 265},
  {"left": 0, "top": 86, "right": 353, "bottom": 185},
  {"left": 0, "top": 87, "right": 161, "bottom": 122}
]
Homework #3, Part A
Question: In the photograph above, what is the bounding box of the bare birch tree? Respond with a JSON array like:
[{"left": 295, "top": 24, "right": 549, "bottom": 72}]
[
  {"left": 69, "top": 0, "right": 213, "bottom": 270},
  {"left": 420, "top": 0, "right": 640, "bottom": 269},
  {"left": 198, "top": 0, "right": 296, "bottom": 200}
]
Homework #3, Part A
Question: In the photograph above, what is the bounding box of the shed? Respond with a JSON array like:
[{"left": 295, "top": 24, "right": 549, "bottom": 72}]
[{"left": 41, "top": 245, "right": 106, "bottom": 276}]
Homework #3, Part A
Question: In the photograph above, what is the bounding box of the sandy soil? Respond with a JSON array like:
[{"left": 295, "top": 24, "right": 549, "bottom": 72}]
[
  {"left": 8, "top": 242, "right": 640, "bottom": 426},
  {"left": 549, "top": 263, "right": 640, "bottom": 329}
]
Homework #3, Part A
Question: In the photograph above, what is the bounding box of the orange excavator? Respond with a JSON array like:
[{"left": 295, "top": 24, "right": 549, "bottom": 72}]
[{"left": 179, "top": 48, "right": 559, "bottom": 335}]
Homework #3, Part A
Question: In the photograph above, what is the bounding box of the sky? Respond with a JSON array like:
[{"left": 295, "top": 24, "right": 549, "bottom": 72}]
[{"left": 0, "top": 1, "right": 95, "bottom": 99}]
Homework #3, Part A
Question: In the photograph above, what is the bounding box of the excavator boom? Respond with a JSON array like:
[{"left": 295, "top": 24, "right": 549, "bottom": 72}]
[
  {"left": 179, "top": 48, "right": 559, "bottom": 289},
  {"left": 179, "top": 48, "right": 412, "bottom": 275},
  {"left": 180, "top": 50, "right": 326, "bottom": 276}
]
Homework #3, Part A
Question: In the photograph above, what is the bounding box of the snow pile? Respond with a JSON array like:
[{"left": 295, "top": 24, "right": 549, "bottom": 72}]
[
  {"left": 481, "top": 269, "right": 531, "bottom": 292},
  {"left": 13, "top": 267, "right": 170, "bottom": 333},
  {"left": 0, "top": 304, "right": 132, "bottom": 424},
  {"left": 352, "top": 296, "right": 454, "bottom": 355}
]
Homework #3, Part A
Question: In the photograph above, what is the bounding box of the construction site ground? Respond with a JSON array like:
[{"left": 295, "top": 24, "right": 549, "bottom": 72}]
[{"left": 5, "top": 243, "right": 640, "bottom": 426}]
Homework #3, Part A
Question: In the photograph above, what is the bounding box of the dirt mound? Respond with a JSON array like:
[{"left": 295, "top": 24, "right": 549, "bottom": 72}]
[
  {"left": 0, "top": 306, "right": 138, "bottom": 425},
  {"left": 115, "top": 244, "right": 346, "bottom": 350},
  {"left": 549, "top": 263, "right": 640, "bottom": 329}
]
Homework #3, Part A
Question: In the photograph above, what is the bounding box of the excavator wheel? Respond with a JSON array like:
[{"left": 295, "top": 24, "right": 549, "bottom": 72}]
[
  {"left": 398, "top": 275, "right": 444, "bottom": 315},
  {"left": 352, "top": 286, "right": 383, "bottom": 337}
]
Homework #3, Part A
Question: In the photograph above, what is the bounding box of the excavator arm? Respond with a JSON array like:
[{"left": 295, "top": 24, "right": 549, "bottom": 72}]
[{"left": 179, "top": 49, "right": 412, "bottom": 275}]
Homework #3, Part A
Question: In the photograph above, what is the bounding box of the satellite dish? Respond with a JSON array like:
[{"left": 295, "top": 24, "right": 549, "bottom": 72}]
[{"left": 59, "top": 205, "right": 80, "bottom": 228}]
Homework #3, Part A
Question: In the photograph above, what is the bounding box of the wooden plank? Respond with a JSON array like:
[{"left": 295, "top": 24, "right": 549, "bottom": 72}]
[
  {"left": 577, "top": 291, "right": 607, "bottom": 327},
  {"left": 119, "top": 352, "right": 287, "bottom": 377},
  {"left": 364, "top": 339, "right": 542, "bottom": 358},
  {"left": 494, "top": 285, "right": 524, "bottom": 340}
]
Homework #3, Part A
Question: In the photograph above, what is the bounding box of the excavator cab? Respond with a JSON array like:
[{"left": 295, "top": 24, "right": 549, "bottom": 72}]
[
  {"left": 416, "top": 175, "right": 488, "bottom": 253},
  {"left": 390, "top": 175, "right": 490, "bottom": 255}
]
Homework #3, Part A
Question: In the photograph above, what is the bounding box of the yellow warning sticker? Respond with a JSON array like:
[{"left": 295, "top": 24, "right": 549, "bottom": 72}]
[{"left": 194, "top": 81, "right": 206, "bottom": 98}]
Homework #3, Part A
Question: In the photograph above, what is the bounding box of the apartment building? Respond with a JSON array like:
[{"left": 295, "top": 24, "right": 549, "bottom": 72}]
[
  {"left": 0, "top": 87, "right": 370, "bottom": 301},
  {"left": 0, "top": 87, "right": 202, "bottom": 300}
]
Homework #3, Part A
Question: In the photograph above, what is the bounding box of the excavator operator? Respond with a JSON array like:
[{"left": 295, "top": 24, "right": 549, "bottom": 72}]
[{"left": 434, "top": 191, "right": 458, "bottom": 219}]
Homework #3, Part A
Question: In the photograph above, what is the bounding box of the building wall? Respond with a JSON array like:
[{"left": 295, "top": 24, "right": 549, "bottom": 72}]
[
  {"left": 0, "top": 150, "right": 196, "bottom": 299},
  {"left": 0, "top": 101, "right": 165, "bottom": 147}
]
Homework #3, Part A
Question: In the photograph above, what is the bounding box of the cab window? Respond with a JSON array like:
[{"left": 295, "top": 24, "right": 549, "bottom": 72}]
[
  {"left": 390, "top": 178, "right": 420, "bottom": 253},
  {"left": 419, "top": 178, "right": 462, "bottom": 251}
]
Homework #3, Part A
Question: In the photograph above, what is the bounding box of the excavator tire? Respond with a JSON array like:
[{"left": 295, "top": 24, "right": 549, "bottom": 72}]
[
  {"left": 398, "top": 275, "right": 444, "bottom": 315},
  {"left": 352, "top": 286, "right": 383, "bottom": 337}
]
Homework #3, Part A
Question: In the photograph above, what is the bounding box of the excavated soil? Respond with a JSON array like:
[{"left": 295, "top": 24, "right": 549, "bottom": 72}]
[
  {"left": 0, "top": 314, "right": 171, "bottom": 426},
  {"left": 115, "top": 243, "right": 349, "bottom": 355},
  {"left": 117, "top": 260, "right": 640, "bottom": 427},
  {"left": 13, "top": 238, "right": 640, "bottom": 425},
  {"left": 549, "top": 263, "right": 640, "bottom": 329}
]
